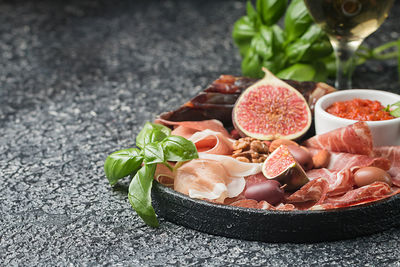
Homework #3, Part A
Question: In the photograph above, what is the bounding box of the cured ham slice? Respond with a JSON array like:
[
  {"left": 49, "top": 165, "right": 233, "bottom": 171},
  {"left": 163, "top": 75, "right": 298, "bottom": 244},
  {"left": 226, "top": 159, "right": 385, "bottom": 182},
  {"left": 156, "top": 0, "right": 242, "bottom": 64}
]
[
  {"left": 198, "top": 153, "right": 262, "bottom": 177},
  {"left": 174, "top": 159, "right": 234, "bottom": 203},
  {"left": 155, "top": 163, "right": 175, "bottom": 187},
  {"left": 173, "top": 155, "right": 261, "bottom": 203},
  {"left": 188, "top": 129, "right": 234, "bottom": 155},
  {"left": 306, "top": 168, "right": 354, "bottom": 196},
  {"left": 303, "top": 122, "right": 373, "bottom": 156},
  {"left": 286, "top": 177, "right": 329, "bottom": 204},
  {"left": 155, "top": 118, "right": 230, "bottom": 138},
  {"left": 308, "top": 148, "right": 391, "bottom": 171},
  {"left": 374, "top": 146, "right": 400, "bottom": 187},
  {"left": 310, "top": 182, "right": 392, "bottom": 210}
]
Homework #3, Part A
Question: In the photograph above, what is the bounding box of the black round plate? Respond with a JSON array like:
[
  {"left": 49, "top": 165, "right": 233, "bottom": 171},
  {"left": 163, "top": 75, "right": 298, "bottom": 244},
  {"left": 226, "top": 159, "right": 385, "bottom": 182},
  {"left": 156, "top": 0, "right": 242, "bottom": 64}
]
[{"left": 152, "top": 181, "right": 400, "bottom": 243}]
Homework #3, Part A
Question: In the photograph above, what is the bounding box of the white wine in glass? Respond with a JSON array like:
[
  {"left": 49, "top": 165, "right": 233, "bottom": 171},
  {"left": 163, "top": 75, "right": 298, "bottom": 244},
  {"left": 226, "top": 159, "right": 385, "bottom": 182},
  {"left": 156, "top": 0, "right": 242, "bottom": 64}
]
[{"left": 303, "top": 0, "right": 394, "bottom": 89}]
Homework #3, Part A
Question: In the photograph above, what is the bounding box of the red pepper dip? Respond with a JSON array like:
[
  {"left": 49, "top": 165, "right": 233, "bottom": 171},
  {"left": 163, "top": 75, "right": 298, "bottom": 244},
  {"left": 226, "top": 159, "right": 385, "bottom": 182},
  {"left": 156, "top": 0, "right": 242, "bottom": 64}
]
[{"left": 326, "top": 98, "right": 394, "bottom": 121}]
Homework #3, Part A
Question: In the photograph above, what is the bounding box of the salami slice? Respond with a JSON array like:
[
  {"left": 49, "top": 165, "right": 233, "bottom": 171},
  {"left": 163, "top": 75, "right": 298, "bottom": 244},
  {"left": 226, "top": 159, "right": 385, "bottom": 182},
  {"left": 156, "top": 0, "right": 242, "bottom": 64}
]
[
  {"left": 308, "top": 148, "right": 391, "bottom": 171},
  {"left": 303, "top": 122, "right": 373, "bottom": 156},
  {"left": 306, "top": 168, "right": 354, "bottom": 197},
  {"left": 286, "top": 177, "right": 329, "bottom": 204},
  {"left": 374, "top": 146, "right": 400, "bottom": 187},
  {"left": 310, "top": 182, "right": 392, "bottom": 210}
]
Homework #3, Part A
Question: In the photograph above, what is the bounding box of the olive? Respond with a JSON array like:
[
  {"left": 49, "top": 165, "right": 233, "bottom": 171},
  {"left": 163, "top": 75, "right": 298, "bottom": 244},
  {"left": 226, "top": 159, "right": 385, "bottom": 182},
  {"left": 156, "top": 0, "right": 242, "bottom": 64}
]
[
  {"left": 287, "top": 145, "right": 313, "bottom": 171},
  {"left": 244, "top": 180, "right": 284, "bottom": 205},
  {"left": 354, "top": 167, "right": 392, "bottom": 187}
]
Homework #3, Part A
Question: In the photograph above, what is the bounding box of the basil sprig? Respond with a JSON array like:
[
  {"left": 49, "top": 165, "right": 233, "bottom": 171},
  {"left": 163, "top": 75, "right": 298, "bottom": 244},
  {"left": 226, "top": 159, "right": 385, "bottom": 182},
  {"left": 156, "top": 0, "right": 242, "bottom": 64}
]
[
  {"left": 233, "top": 0, "right": 400, "bottom": 82},
  {"left": 384, "top": 101, "right": 400, "bottom": 117},
  {"left": 104, "top": 122, "right": 198, "bottom": 227}
]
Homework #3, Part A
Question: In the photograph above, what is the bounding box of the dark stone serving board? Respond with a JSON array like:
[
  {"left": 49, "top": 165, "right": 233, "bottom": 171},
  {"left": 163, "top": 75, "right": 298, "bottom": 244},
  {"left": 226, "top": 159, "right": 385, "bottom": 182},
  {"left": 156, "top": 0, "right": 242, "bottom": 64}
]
[{"left": 152, "top": 181, "right": 400, "bottom": 243}]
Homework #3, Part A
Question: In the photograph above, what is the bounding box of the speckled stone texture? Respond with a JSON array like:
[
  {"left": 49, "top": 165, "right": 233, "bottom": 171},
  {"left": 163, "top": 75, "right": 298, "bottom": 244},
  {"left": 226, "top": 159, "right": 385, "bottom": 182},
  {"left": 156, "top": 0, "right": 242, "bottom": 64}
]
[{"left": 0, "top": 0, "right": 399, "bottom": 266}]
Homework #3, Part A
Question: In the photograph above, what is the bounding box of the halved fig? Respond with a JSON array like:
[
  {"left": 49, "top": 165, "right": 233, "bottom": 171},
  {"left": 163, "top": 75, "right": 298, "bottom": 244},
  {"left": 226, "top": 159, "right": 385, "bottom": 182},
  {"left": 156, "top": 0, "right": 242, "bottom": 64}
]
[
  {"left": 262, "top": 145, "right": 309, "bottom": 191},
  {"left": 232, "top": 68, "right": 312, "bottom": 140}
]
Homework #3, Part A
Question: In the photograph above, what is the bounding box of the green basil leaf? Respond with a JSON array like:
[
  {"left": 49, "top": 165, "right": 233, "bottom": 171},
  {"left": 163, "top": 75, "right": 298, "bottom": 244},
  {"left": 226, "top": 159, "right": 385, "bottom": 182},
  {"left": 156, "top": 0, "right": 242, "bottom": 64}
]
[
  {"left": 271, "top": 25, "right": 285, "bottom": 51},
  {"left": 259, "top": 25, "right": 274, "bottom": 60},
  {"left": 143, "top": 142, "right": 164, "bottom": 164},
  {"left": 136, "top": 122, "right": 171, "bottom": 149},
  {"left": 232, "top": 16, "right": 257, "bottom": 57},
  {"left": 301, "top": 39, "right": 333, "bottom": 61},
  {"left": 390, "top": 107, "right": 400, "bottom": 117},
  {"left": 391, "top": 101, "right": 400, "bottom": 107},
  {"left": 321, "top": 54, "right": 337, "bottom": 77},
  {"left": 284, "top": 0, "right": 313, "bottom": 43},
  {"left": 398, "top": 39, "right": 400, "bottom": 83},
  {"left": 246, "top": 0, "right": 258, "bottom": 22},
  {"left": 276, "top": 63, "right": 316, "bottom": 81},
  {"left": 300, "top": 24, "right": 325, "bottom": 43},
  {"left": 242, "top": 46, "right": 263, "bottom": 78},
  {"left": 256, "top": 0, "right": 288, "bottom": 26},
  {"left": 104, "top": 148, "right": 143, "bottom": 185},
  {"left": 312, "top": 61, "right": 328, "bottom": 82},
  {"left": 262, "top": 53, "right": 287, "bottom": 74},
  {"left": 128, "top": 164, "right": 158, "bottom": 227},
  {"left": 162, "top": 135, "right": 198, "bottom": 162},
  {"left": 286, "top": 40, "right": 312, "bottom": 63},
  {"left": 286, "top": 25, "right": 327, "bottom": 64}
]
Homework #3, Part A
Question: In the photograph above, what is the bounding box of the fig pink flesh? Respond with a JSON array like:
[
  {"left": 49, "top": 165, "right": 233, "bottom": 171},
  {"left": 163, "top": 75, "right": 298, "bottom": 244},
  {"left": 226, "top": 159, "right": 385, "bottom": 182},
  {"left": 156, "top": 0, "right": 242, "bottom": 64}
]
[
  {"left": 263, "top": 145, "right": 296, "bottom": 178},
  {"left": 234, "top": 85, "right": 310, "bottom": 138}
]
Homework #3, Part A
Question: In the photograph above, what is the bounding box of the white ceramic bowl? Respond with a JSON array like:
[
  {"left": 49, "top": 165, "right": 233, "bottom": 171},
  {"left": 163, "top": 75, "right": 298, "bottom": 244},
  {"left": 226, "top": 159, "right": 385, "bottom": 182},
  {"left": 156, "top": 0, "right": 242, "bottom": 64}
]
[{"left": 314, "top": 89, "right": 400, "bottom": 146}]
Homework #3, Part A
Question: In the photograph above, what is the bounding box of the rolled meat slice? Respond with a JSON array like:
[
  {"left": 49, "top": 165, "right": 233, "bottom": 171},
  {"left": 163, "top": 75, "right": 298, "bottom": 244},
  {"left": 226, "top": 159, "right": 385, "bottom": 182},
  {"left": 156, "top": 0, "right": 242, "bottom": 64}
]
[
  {"left": 286, "top": 177, "right": 329, "bottom": 205},
  {"left": 306, "top": 168, "right": 354, "bottom": 197},
  {"left": 154, "top": 118, "right": 231, "bottom": 138},
  {"left": 374, "top": 146, "right": 400, "bottom": 187}
]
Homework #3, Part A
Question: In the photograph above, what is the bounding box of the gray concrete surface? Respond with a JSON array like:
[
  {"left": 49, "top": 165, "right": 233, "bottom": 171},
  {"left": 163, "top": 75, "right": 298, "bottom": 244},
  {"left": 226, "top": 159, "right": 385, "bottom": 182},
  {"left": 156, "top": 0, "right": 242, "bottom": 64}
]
[{"left": 1, "top": 0, "right": 399, "bottom": 265}]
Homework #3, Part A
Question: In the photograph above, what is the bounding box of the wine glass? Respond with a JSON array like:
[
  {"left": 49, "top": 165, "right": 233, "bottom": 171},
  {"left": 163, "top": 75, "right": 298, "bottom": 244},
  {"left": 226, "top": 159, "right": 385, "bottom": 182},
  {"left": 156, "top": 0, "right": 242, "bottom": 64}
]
[{"left": 303, "top": 0, "right": 394, "bottom": 89}]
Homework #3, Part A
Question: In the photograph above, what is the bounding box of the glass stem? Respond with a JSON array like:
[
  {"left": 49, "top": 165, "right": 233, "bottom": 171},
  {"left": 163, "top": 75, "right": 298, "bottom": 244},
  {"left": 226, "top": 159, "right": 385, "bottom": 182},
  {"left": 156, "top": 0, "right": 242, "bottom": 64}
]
[{"left": 331, "top": 39, "right": 362, "bottom": 89}]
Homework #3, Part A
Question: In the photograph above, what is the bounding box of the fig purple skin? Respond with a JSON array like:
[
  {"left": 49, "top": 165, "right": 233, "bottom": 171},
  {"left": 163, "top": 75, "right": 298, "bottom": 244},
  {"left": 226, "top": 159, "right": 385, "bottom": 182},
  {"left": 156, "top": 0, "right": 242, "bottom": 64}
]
[
  {"left": 244, "top": 180, "right": 284, "bottom": 205},
  {"left": 287, "top": 145, "right": 313, "bottom": 171}
]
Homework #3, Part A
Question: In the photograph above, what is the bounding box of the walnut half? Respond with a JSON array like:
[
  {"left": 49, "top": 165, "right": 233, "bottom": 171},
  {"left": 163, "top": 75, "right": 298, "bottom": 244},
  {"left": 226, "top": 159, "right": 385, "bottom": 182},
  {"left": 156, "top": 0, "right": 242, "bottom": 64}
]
[{"left": 232, "top": 138, "right": 269, "bottom": 163}]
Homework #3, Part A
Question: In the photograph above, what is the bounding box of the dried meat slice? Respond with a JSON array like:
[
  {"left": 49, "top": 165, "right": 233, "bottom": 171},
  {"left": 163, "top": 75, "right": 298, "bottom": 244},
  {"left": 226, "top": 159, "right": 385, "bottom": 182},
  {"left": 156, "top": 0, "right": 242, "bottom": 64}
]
[
  {"left": 308, "top": 148, "right": 391, "bottom": 171},
  {"left": 306, "top": 168, "right": 354, "bottom": 196},
  {"left": 174, "top": 159, "right": 231, "bottom": 203},
  {"left": 303, "top": 122, "right": 373, "bottom": 156},
  {"left": 310, "top": 182, "right": 392, "bottom": 210},
  {"left": 188, "top": 129, "right": 234, "bottom": 155},
  {"left": 155, "top": 118, "right": 231, "bottom": 138},
  {"left": 374, "top": 146, "right": 400, "bottom": 187},
  {"left": 174, "top": 155, "right": 262, "bottom": 203},
  {"left": 286, "top": 177, "right": 329, "bottom": 204}
]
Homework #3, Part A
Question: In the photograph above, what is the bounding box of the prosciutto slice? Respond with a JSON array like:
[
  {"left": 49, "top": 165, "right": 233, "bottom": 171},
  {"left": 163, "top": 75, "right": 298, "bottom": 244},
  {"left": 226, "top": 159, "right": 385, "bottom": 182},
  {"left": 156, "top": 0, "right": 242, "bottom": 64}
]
[
  {"left": 303, "top": 122, "right": 373, "bottom": 156},
  {"left": 308, "top": 148, "right": 391, "bottom": 171},
  {"left": 173, "top": 154, "right": 261, "bottom": 203},
  {"left": 310, "top": 182, "right": 392, "bottom": 210},
  {"left": 155, "top": 118, "right": 231, "bottom": 138},
  {"left": 374, "top": 146, "right": 400, "bottom": 187},
  {"left": 188, "top": 129, "right": 234, "bottom": 155},
  {"left": 174, "top": 159, "right": 237, "bottom": 203},
  {"left": 286, "top": 177, "right": 329, "bottom": 204},
  {"left": 306, "top": 168, "right": 354, "bottom": 196}
]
